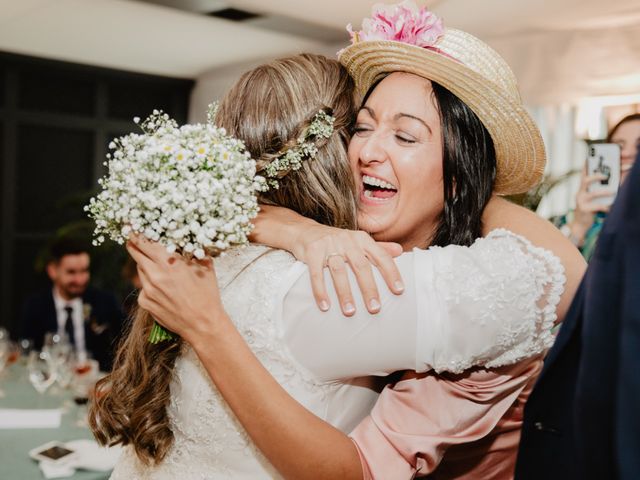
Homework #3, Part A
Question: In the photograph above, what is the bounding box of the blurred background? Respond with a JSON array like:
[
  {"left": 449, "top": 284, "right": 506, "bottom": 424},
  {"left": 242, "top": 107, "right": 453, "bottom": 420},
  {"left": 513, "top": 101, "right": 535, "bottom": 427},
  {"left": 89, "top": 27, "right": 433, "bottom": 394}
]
[{"left": 1, "top": 0, "right": 639, "bottom": 334}]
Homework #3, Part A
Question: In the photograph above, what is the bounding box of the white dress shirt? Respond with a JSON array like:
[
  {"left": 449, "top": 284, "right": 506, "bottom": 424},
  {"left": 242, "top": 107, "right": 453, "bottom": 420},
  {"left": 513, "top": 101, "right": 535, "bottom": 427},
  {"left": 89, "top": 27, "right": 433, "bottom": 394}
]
[{"left": 52, "top": 287, "right": 87, "bottom": 356}]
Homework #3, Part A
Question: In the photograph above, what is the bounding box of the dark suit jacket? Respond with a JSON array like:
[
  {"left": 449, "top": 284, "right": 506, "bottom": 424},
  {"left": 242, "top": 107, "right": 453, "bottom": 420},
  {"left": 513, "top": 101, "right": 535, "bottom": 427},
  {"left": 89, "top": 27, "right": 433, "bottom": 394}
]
[
  {"left": 516, "top": 156, "right": 640, "bottom": 479},
  {"left": 20, "top": 286, "right": 125, "bottom": 371}
]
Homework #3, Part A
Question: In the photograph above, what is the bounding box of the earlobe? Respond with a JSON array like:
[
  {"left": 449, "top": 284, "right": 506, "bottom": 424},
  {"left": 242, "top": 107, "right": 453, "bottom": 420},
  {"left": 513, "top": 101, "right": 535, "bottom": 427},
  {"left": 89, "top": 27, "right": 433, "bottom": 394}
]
[{"left": 46, "top": 263, "right": 57, "bottom": 282}]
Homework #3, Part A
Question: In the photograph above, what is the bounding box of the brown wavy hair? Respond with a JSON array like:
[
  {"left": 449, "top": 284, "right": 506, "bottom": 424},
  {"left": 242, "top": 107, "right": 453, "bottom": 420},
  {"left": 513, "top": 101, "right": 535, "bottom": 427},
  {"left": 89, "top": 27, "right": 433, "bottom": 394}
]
[{"left": 89, "top": 53, "right": 358, "bottom": 465}]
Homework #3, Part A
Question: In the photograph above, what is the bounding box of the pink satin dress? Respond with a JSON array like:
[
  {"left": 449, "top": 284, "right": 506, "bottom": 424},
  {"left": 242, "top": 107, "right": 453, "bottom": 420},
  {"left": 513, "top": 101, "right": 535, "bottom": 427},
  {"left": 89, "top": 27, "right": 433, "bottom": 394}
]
[{"left": 350, "top": 356, "right": 543, "bottom": 479}]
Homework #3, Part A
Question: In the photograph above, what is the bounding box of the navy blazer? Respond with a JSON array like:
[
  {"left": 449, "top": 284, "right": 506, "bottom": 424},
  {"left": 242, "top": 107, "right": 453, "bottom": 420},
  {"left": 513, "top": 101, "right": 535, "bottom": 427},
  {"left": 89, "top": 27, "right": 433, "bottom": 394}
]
[
  {"left": 516, "top": 155, "right": 640, "bottom": 479},
  {"left": 20, "top": 286, "right": 125, "bottom": 371}
]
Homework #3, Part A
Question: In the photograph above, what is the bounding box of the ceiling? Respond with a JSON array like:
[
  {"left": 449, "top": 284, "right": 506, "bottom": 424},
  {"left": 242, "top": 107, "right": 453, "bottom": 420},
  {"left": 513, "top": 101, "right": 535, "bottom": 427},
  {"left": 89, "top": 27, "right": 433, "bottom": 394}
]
[
  {"left": 1, "top": 0, "right": 639, "bottom": 103},
  {"left": 225, "top": 0, "right": 640, "bottom": 36},
  {"left": 0, "top": 0, "right": 323, "bottom": 78}
]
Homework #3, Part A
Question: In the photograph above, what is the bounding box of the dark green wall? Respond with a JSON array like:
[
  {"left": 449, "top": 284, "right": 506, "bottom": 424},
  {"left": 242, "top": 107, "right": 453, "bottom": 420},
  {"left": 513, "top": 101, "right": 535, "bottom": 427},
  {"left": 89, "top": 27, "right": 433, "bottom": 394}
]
[{"left": 0, "top": 52, "right": 194, "bottom": 335}]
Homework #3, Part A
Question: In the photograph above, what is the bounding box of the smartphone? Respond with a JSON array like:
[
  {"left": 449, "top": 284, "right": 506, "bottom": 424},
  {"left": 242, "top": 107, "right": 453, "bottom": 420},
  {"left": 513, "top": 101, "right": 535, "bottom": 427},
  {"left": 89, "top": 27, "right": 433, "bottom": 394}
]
[
  {"left": 29, "top": 441, "right": 77, "bottom": 464},
  {"left": 586, "top": 143, "right": 620, "bottom": 207}
]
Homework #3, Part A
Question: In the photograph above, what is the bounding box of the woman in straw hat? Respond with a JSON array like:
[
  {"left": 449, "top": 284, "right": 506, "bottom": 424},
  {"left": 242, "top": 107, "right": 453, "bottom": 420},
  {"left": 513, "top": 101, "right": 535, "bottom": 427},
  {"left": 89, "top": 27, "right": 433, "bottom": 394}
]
[{"left": 126, "top": 2, "right": 586, "bottom": 478}]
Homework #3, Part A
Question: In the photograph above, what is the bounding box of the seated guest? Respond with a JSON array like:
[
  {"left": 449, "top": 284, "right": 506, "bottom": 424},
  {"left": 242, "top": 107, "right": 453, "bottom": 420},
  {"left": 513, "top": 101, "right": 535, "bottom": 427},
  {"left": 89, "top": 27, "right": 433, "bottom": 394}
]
[
  {"left": 20, "top": 236, "right": 124, "bottom": 371},
  {"left": 556, "top": 113, "right": 640, "bottom": 260}
]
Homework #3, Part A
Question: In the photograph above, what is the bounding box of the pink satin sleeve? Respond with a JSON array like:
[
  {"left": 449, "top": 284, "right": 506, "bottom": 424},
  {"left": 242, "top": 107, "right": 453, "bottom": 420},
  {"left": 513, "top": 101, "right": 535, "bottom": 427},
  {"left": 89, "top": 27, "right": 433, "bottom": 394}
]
[{"left": 349, "top": 358, "right": 542, "bottom": 479}]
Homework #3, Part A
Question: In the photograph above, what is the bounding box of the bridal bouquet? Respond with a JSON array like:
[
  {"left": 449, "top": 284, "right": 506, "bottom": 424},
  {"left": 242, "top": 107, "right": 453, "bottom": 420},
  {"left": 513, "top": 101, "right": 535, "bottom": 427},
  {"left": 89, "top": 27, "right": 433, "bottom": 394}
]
[{"left": 86, "top": 108, "right": 265, "bottom": 343}]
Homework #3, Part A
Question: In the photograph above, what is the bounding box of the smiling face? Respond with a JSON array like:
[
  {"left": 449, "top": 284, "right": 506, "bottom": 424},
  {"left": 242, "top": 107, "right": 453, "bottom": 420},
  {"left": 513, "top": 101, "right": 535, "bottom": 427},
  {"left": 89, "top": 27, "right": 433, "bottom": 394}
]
[
  {"left": 348, "top": 72, "right": 444, "bottom": 250},
  {"left": 46, "top": 253, "right": 90, "bottom": 300},
  {"left": 610, "top": 118, "right": 640, "bottom": 184}
]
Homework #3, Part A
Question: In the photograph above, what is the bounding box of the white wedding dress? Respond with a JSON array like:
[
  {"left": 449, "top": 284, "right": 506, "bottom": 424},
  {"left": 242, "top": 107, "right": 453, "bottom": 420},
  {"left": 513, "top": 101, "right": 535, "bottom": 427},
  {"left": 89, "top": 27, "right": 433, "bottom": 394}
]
[{"left": 110, "top": 229, "right": 565, "bottom": 479}]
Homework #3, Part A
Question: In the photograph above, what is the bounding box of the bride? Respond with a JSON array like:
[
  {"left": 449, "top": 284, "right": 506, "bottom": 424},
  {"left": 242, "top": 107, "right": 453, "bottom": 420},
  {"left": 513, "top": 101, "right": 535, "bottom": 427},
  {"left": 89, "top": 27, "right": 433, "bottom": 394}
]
[{"left": 92, "top": 49, "right": 578, "bottom": 478}]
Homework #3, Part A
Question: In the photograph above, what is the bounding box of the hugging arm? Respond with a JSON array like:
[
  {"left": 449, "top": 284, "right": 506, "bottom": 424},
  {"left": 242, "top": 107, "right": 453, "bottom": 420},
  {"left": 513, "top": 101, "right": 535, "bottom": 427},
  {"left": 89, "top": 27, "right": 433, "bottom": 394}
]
[
  {"left": 189, "top": 321, "right": 365, "bottom": 479},
  {"left": 282, "top": 229, "right": 565, "bottom": 381},
  {"left": 127, "top": 229, "right": 563, "bottom": 479},
  {"left": 251, "top": 205, "right": 404, "bottom": 315},
  {"left": 127, "top": 236, "right": 365, "bottom": 479}
]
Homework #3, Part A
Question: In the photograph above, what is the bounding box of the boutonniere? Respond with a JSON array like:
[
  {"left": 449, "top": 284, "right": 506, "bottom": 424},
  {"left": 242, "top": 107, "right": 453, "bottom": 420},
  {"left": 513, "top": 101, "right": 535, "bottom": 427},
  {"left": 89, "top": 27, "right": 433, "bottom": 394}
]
[
  {"left": 82, "top": 303, "right": 93, "bottom": 322},
  {"left": 83, "top": 303, "right": 108, "bottom": 335}
]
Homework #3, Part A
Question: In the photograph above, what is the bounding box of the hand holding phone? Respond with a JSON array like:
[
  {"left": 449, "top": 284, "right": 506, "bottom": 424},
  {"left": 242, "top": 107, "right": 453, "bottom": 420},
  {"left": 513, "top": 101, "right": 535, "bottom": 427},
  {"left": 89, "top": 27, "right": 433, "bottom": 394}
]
[{"left": 586, "top": 143, "right": 621, "bottom": 207}]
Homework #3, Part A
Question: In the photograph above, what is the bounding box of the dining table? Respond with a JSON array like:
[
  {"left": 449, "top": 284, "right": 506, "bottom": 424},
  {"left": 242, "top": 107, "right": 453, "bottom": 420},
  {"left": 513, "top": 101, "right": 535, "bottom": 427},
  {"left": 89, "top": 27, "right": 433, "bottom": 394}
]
[{"left": 0, "top": 360, "right": 112, "bottom": 480}]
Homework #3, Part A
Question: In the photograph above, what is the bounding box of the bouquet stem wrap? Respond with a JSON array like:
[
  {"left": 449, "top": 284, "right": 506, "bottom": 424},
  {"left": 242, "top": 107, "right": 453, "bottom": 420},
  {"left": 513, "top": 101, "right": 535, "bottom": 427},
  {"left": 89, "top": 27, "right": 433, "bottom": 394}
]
[{"left": 149, "top": 322, "right": 177, "bottom": 344}]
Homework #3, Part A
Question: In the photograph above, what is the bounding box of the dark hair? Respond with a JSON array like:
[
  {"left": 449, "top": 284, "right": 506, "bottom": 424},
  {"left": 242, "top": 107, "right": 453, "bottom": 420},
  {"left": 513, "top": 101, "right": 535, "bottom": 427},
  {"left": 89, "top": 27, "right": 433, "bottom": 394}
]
[
  {"left": 49, "top": 236, "right": 90, "bottom": 263},
  {"left": 429, "top": 81, "right": 496, "bottom": 247},
  {"left": 607, "top": 113, "right": 640, "bottom": 142},
  {"left": 361, "top": 76, "right": 496, "bottom": 247}
]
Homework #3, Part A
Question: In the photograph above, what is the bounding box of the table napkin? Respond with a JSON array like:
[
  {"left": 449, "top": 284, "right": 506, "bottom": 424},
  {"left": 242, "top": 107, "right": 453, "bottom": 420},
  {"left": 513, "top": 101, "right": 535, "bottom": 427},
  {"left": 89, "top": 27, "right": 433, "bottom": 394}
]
[
  {"left": 0, "top": 408, "right": 62, "bottom": 429},
  {"left": 38, "top": 460, "right": 75, "bottom": 479}
]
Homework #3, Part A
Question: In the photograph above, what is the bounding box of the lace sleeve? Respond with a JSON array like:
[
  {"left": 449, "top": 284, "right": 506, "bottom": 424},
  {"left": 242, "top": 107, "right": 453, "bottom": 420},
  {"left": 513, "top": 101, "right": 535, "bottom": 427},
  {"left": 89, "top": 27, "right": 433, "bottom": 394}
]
[{"left": 416, "top": 228, "right": 566, "bottom": 374}]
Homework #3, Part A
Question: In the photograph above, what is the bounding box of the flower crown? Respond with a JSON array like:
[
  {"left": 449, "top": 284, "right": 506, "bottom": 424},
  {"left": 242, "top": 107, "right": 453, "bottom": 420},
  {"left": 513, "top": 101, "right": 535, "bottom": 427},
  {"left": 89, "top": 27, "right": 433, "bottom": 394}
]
[
  {"left": 261, "top": 109, "right": 335, "bottom": 189},
  {"left": 346, "top": 0, "right": 444, "bottom": 49}
]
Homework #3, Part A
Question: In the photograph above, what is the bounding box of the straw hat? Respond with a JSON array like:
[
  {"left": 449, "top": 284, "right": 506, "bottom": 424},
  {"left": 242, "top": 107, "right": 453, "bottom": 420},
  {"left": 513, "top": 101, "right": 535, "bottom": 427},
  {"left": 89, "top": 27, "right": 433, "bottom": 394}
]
[{"left": 338, "top": 3, "right": 546, "bottom": 195}]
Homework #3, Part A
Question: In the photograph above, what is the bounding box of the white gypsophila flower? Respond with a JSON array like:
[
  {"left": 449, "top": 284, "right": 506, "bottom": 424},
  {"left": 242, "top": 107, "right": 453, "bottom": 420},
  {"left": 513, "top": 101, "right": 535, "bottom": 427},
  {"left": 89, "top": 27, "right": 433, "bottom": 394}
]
[
  {"left": 262, "top": 109, "right": 334, "bottom": 189},
  {"left": 85, "top": 108, "right": 265, "bottom": 259}
]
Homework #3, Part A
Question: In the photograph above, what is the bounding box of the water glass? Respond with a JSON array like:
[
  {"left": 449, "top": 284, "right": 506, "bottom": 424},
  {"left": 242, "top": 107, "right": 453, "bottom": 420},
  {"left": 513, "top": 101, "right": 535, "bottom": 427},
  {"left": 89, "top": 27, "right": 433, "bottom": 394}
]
[
  {"left": 56, "top": 360, "right": 75, "bottom": 389},
  {"left": 6, "top": 341, "right": 20, "bottom": 366},
  {"left": 43, "top": 332, "right": 70, "bottom": 352},
  {"left": 18, "top": 338, "right": 33, "bottom": 364},
  {"left": 0, "top": 333, "right": 8, "bottom": 366},
  {"left": 27, "top": 351, "right": 57, "bottom": 394},
  {"left": 49, "top": 342, "right": 72, "bottom": 365},
  {"left": 0, "top": 340, "right": 7, "bottom": 396}
]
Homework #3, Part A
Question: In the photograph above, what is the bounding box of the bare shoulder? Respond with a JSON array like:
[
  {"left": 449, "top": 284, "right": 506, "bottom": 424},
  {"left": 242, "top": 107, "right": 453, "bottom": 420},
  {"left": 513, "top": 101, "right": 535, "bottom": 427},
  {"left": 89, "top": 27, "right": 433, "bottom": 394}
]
[
  {"left": 482, "top": 196, "right": 586, "bottom": 321},
  {"left": 483, "top": 197, "right": 564, "bottom": 247}
]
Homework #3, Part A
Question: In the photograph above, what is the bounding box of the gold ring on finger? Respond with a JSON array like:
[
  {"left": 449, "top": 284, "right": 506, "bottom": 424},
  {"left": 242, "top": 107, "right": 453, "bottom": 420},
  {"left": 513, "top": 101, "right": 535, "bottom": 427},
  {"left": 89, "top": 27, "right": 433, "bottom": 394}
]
[{"left": 324, "top": 252, "right": 345, "bottom": 268}]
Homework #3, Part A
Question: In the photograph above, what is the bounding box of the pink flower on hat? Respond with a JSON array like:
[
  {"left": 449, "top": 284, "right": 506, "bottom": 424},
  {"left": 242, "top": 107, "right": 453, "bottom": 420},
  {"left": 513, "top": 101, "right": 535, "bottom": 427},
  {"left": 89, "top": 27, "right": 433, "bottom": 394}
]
[{"left": 347, "top": 1, "right": 444, "bottom": 48}]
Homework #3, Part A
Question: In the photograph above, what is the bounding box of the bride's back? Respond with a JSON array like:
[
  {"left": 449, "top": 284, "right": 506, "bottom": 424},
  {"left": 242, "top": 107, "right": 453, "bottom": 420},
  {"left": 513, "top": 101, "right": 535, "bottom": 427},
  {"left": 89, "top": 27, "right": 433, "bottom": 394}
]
[
  {"left": 91, "top": 54, "right": 364, "bottom": 472},
  {"left": 216, "top": 53, "right": 358, "bottom": 229},
  {"left": 112, "top": 243, "right": 378, "bottom": 479}
]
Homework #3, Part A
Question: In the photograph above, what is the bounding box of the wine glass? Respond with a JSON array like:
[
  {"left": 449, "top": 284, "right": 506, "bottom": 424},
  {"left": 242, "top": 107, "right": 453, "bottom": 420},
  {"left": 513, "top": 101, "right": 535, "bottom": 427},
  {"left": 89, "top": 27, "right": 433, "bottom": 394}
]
[
  {"left": 18, "top": 338, "right": 33, "bottom": 365},
  {"left": 71, "top": 356, "right": 98, "bottom": 427},
  {"left": 49, "top": 342, "right": 72, "bottom": 373},
  {"left": 43, "top": 332, "right": 71, "bottom": 359},
  {"left": 0, "top": 340, "right": 8, "bottom": 397},
  {"left": 6, "top": 341, "right": 20, "bottom": 367},
  {"left": 56, "top": 358, "right": 75, "bottom": 389},
  {"left": 27, "top": 350, "right": 57, "bottom": 395},
  {"left": 71, "top": 379, "right": 91, "bottom": 427},
  {"left": 43, "top": 333, "right": 72, "bottom": 394}
]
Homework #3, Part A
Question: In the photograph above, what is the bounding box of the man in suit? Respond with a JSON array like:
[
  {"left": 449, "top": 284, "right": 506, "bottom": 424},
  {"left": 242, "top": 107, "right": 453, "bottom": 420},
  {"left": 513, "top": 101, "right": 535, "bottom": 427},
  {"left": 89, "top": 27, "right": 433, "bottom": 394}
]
[
  {"left": 516, "top": 152, "right": 640, "bottom": 479},
  {"left": 20, "top": 237, "right": 125, "bottom": 371}
]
